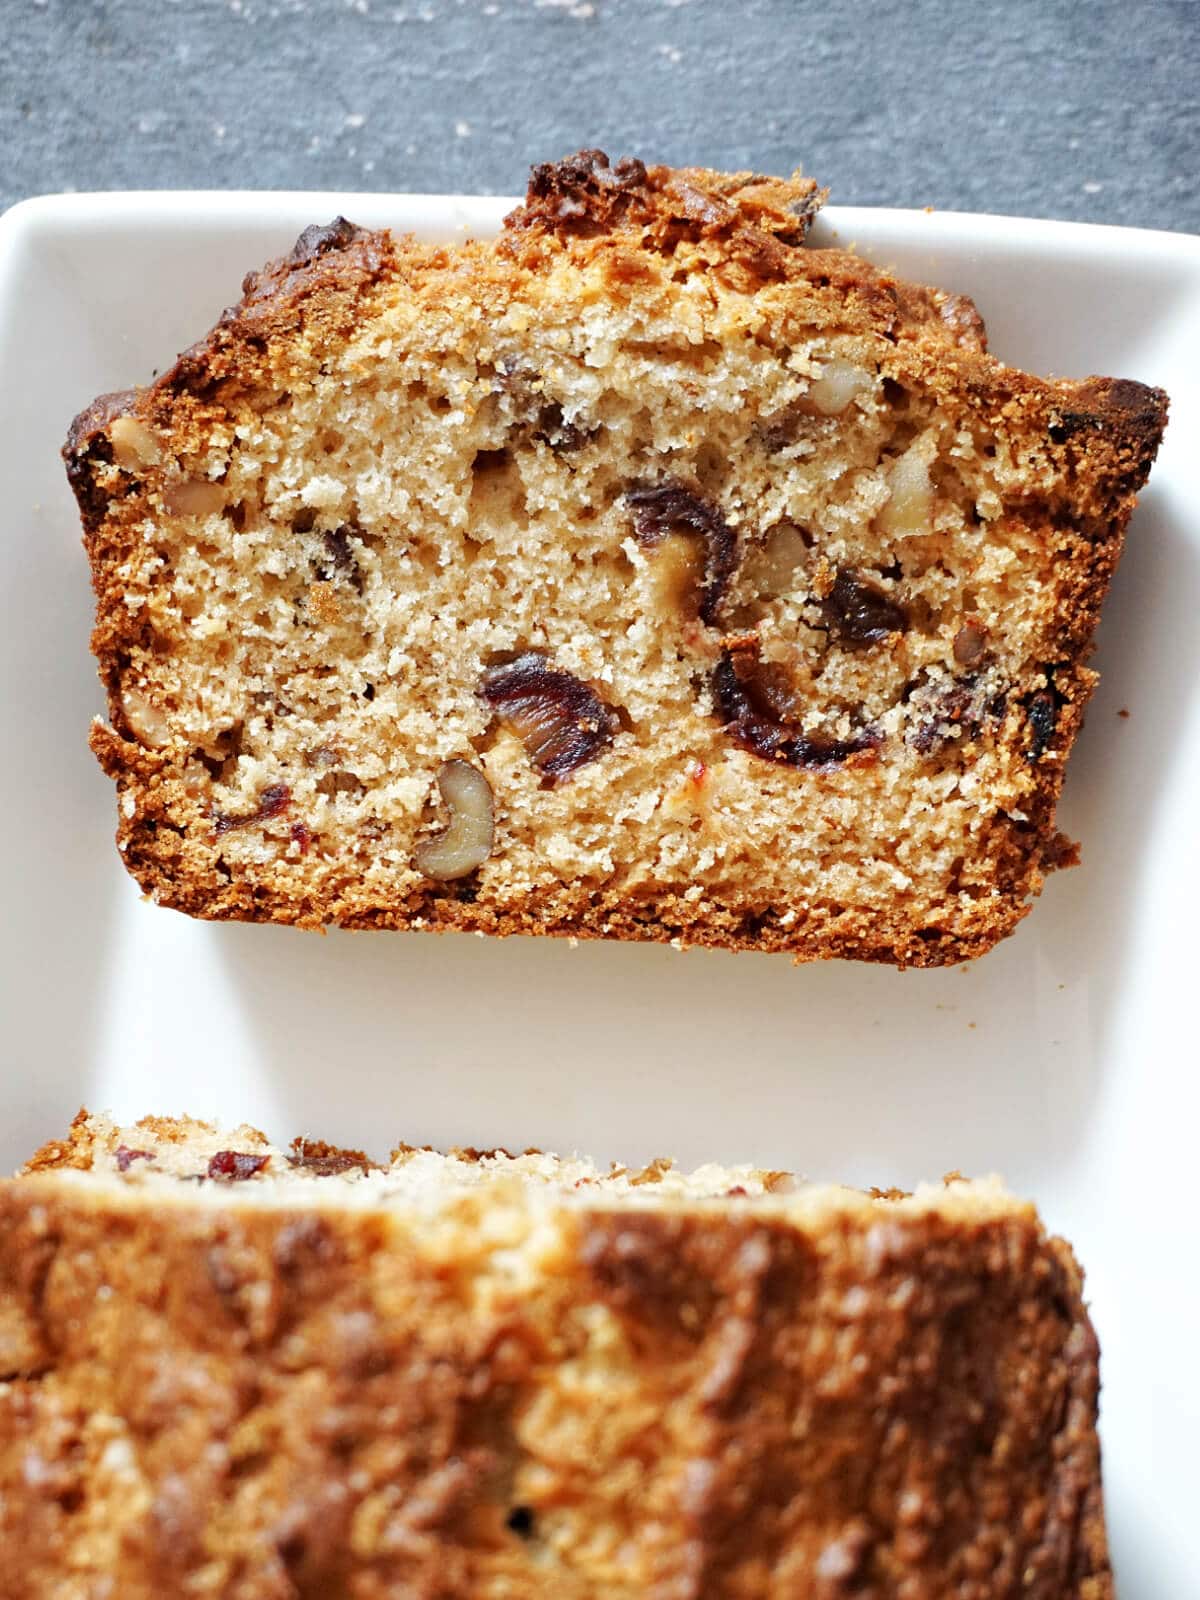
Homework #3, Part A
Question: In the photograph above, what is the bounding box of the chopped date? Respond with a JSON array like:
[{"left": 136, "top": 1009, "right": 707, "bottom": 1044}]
[
  {"left": 713, "top": 650, "right": 880, "bottom": 769},
  {"left": 213, "top": 783, "right": 291, "bottom": 837},
  {"left": 906, "top": 672, "right": 1004, "bottom": 755},
  {"left": 481, "top": 652, "right": 618, "bottom": 783},
  {"left": 534, "top": 402, "right": 594, "bottom": 452},
  {"left": 1026, "top": 689, "right": 1060, "bottom": 760},
  {"left": 625, "top": 482, "right": 737, "bottom": 626},
  {"left": 115, "top": 1146, "right": 155, "bottom": 1173},
  {"left": 821, "top": 567, "right": 908, "bottom": 646},
  {"left": 207, "top": 1150, "right": 270, "bottom": 1181},
  {"left": 287, "top": 1152, "right": 372, "bottom": 1176},
  {"left": 319, "top": 525, "right": 362, "bottom": 589}
]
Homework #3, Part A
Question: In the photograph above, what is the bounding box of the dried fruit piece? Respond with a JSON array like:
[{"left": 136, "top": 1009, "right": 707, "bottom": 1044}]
[
  {"left": 534, "top": 402, "right": 595, "bottom": 452},
  {"left": 319, "top": 526, "right": 362, "bottom": 588},
  {"left": 213, "top": 783, "right": 291, "bottom": 837},
  {"left": 481, "top": 653, "right": 618, "bottom": 783},
  {"left": 625, "top": 483, "right": 736, "bottom": 625},
  {"left": 288, "top": 1138, "right": 376, "bottom": 1176},
  {"left": 413, "top": 760, "right": 495, "bottom": 881},
  {"left": 206, "top": 1151, "right": 269, "bottom": 1180},
  {"left": 906, "top": 673, "right": 1003, "bottom": 756},
  {"left": 114, "top": 1146, "right": 155, "bottom": 1173},
  {"left": 821, "top": 567, "right": 908, "bottom": 646},
  {"left": 714, "top": 650, "right": 880, "bottom": 769},
  {"left": 1026, "top": 689, "right": 1060, "bottom": 760},
  {"left": 953, "top": 621, "right": 987, "bottom": 666}
]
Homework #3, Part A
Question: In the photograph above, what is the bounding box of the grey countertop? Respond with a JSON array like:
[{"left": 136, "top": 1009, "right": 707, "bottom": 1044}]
[{"left": 2, "top": 0, "right": 1197, "bottom": 232}]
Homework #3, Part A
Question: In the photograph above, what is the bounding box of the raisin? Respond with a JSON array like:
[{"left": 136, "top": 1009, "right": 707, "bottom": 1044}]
[
  {"left": 115, "top": 1146, "right": 155, "bottom": 1173},
  {"left": 207, "top": 1151, "right": 270, "bottom": 1180},
  {"left": 821, "top": 567, "right": 908, "bottom": 645},
  {"left": 481, "top": 653, "right": 618, "bottom": 784},
  {"left": 713, "top": 650, "right": 880, "bottom": 769},
  {"left": 625, "top": 483, "right": 737, "bottom": 626}
]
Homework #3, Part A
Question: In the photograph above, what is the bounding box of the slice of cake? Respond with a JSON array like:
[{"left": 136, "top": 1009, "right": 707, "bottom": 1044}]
[
  {"left": 0, "top": 1112, "right": 1110, "bottom": 1597},
  {"left": 65, "top": 152, "right": 1168, "bottom": 964}
]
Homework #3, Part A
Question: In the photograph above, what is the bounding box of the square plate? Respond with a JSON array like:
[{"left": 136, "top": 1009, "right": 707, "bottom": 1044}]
[{"left": 1, "top": 192, "right": 1196, "bottom": 1592}]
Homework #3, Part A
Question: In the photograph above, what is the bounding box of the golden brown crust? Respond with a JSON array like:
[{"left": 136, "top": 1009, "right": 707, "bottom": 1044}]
[
  {"left": 0, "top": 1125, "right": 1111, "bottom": 1598},
  {"left": 64, "top": 154, "right": 1168, "bottom": 967}
]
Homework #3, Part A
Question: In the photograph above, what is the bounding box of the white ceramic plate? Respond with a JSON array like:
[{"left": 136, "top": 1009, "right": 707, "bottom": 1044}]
[{"left": 0, "top": 192, "right": 1196, "bottom": 1591}]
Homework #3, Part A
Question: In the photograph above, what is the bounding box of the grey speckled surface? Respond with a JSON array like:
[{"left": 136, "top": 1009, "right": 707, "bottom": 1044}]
[{"left": 2, "top": 0, "right": 1197, "bottom": 230}]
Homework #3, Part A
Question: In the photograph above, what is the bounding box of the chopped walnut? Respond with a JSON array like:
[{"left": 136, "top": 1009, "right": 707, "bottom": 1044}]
[
  {"left": 952, "top": 621, "right": 987, "bottom": 666},
  {"left": 109, "top": 416, "right": 162, "bottom": 471},
  {"left": 878, "top": 441, "right": 934, "bottom": 537},
  {"left": 799, "top": 358, "right": 874, "bottom": 418},
  {"left": 740, "top": 523, "right": 810, "bottom": 602},
  {"left": 164, "top": 479, "right": 226, "bottom": 518},
  {"left": 120, "top": 687, "right": 171, "bottom": 748},
  {"left": 413, "top": 760, "right": 495, "bottom": 881}
]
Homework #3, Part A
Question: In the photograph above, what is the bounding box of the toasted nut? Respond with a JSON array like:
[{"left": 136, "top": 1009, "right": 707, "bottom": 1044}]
[
  {"left": 120, "top": 687, "right": 171, "bottom": 748},
  {"left": 414, "top": 760, "right": 494, "bottom": 881},
  {"left": 164, "top": 479, "right": 226, "bottom": 518},
  {"left": 800, "top": 358, "right": 873, "bottom": 417},
  {"left": 743, "top": 522, "right": 810, "bottom": 600},
  {"left": 878, "top": 441, "right": 934, "bottom": 537},
  {"left": 648, "top": 531, "right": 704, "bottom": 613},
  {"left": 109, "top": 415, "right": 162, "bottom": 471}
]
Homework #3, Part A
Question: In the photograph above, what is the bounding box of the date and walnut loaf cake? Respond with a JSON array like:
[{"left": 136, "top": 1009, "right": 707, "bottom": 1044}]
[
  {"left": 64, "top": 151, "right": 1167, "bottom": 965},
  {"left": 0, "top": 1111, "right": 1109, "bottom": 1598}
]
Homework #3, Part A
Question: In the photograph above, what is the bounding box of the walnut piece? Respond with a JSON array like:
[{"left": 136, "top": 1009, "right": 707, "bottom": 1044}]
[
  {"left": 120, "top": 687, "right": 171, "bottom": 748},
  {"left": 164, "top": 479, "right": 226, "bottom": 518},
  {"left": 741, "top": 523, "right": 810, "bottom": 601},
  {"left": 109, "top": 415, "right": 162, "bottom": 471},
  {"left": 953, "top": 621, "right": 987, "bottom": 665},
  {"left": 878, "top": 440, "right": 934, "bottom": 537},
  {"left": 414, "top": 760, "right": 495, "bottom": 881},
  {"left": 800, "top": 358, "right": 874, "bottom": 417}
]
